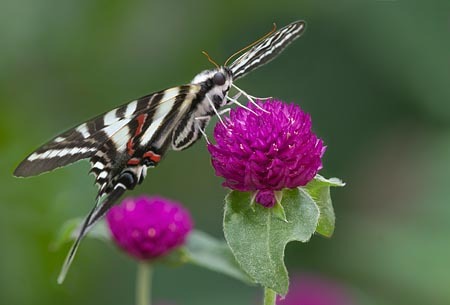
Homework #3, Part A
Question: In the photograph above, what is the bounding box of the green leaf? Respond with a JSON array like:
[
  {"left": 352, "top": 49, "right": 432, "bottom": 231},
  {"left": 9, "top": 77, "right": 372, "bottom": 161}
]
[
  {"left": 224, "top": 188, "right": 320, "bottom": 295},
  {"left": 157, "top": 230, "right": 254, "bottom": 284},
  {"left": 158, "top": 247, "right": 190, "bottom": 266},
  {"left": 304, "top": 175, "right": 345, "bottom": 237},
  {"left": 184, "top": 230, "right": 254, "bottom": 284}
]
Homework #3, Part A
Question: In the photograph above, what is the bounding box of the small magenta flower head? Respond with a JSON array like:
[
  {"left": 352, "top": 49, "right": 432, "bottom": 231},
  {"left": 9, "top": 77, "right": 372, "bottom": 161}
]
[
  {"left": 106, "top": 195, "right": 193, "bottom": 260},
  {"left": 208, "top": 99, "right": 325, "bottom": 208}
]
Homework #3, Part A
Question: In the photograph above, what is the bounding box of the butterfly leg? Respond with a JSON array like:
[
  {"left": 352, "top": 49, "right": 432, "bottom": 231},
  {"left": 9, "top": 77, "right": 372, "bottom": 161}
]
[
  {"left": 206, "top": 95, "right": 227, "bottom": 127},
  {"left": 217, "top": 108, "right": 231, "bottom": 116},
  {"left": 195, "top": 108, "right": 231, "bottom": 122},
  {"left": 194, "top": 107, "right": 231, "bottom": 143},
  {"left": 194, "top": 118, "right": 210, "bottom": 144},
  {"left": 227, "top": 95, "right": 258, "bottom": 115},
  {"left": 229, "top": 92, "right": 242, "bottom": 101},
  {"left": 231, "top": 84, "right": 270, "bottom": 113}
]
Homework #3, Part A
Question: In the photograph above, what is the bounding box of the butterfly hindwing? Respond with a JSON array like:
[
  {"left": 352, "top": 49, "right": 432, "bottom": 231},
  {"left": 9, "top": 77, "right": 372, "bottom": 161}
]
[
  {"left": 57, "top": 184, "right": 126, "bottom": 284},
  {"left": 171, "top": 111, "right": 210, "bottom": 151}
]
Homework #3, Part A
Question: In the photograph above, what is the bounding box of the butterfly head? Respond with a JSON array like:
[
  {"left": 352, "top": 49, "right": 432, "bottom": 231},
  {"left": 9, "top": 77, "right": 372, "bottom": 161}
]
[{"left": 191, "top": 66, "right": 233, "bottom": 108}]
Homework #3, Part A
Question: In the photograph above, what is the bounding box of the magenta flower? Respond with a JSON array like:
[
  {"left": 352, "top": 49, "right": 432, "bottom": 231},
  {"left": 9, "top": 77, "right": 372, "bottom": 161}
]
[
  {"left": 208, "top": 99, "right": 325, "bottom": 207},
  {"left": 276, "top": 273, "right": 356, "bottom": 305},
  {"left": 106, "top": 195, "right": 193, "bottom": 260}
]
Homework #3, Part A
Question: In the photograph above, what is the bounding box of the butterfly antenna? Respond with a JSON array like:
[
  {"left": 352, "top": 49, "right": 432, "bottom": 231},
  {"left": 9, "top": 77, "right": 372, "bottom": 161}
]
[
  {"left": 202, "top": 51, "right": 220, "bottom": 69},
  {"left": 224, "top": 23, "right": 277, "bottom": 67}
]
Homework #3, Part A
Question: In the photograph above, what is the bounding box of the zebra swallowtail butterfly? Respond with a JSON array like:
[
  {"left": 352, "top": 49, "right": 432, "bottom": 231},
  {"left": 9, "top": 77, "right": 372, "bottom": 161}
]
[{"left": 13, "top": 20, "right": 305, "bottom": 283}]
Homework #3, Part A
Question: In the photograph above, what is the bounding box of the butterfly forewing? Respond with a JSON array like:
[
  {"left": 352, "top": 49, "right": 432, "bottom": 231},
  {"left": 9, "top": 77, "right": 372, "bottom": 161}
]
[
  {"left": 13, "top": 85, "right": 199, "bottom": 178},
  {"left": 229, "top": 21, "right": 305, "bottom": 80}
]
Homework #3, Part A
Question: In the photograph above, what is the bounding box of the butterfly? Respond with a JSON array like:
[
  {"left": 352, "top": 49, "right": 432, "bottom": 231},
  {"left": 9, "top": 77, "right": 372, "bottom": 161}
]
[{"left": 13, "top": 20, "right": 305, "bottom": 282}]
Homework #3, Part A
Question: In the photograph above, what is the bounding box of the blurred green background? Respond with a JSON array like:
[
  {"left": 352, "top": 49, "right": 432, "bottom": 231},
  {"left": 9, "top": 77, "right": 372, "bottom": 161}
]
[{"left": 1, "top": 1, "right": 450, "bottom": 304}]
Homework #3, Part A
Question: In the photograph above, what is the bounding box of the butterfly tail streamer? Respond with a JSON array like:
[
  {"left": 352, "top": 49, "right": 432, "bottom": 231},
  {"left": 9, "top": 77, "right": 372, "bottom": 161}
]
[{"left": 57, "top": 186, "right": 126, "bottom": 284}]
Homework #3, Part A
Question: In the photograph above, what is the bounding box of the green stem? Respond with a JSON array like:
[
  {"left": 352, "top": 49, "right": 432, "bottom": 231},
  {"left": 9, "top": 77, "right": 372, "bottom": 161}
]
[
  {"left": 264, "top": 287, "right": 277, "bottom": 305},
  {"left": 136, "top": 262, "right": 152, "bottom": 305}
]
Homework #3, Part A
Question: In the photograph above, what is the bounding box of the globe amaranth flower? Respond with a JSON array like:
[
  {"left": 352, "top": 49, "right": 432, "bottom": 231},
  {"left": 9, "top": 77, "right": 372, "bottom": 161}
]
[
  {"left": 106, "top": 195, "right": 193, "bottom": 260},
  {"left": 208, "top": 99, "right": 325, "bottom": 208}
]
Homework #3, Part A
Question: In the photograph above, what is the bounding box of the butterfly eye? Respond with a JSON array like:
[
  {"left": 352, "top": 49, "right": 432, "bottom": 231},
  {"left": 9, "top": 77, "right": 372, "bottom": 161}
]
[{"left": 213, "top": 72, "right": 226, "bottom": 86}]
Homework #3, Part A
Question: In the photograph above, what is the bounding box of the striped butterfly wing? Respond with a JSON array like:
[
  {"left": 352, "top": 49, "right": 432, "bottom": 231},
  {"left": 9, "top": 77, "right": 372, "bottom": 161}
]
[
  {"left": 13, "top": 85, "right": 200, "bottom": 178},
  {"left": 13, "top": 95, "right": 153, "bottom": 177},
  {"left": 229, "top": 20, "right": 306, "bottom": 80}
]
